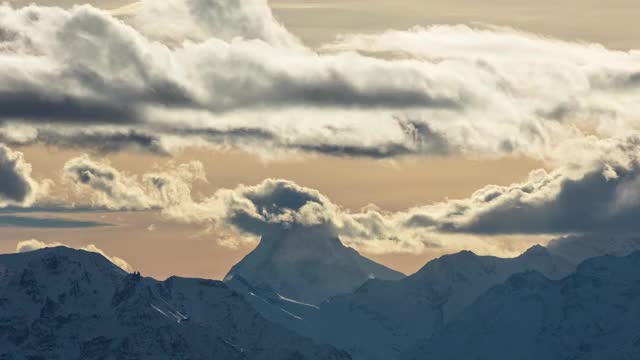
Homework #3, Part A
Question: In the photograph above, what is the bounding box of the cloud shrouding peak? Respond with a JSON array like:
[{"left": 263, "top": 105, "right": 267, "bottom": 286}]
[
  {"left": 0, "top": 0, "right": 639, "bottom": 162},
  {"left": 57, "top": 137, "right": 640, "bottom": 255},
  {"left": 0, "top": 144, "right": 50, "bottom": 207},
  {"left": 15, "top": 239, "right": 132, "bottom": 272}
]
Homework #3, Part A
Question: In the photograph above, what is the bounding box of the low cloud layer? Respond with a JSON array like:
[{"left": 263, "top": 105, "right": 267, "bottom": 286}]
[
  {"left": 0, "top": 0, "right": 639, "bottom": 162},
  {"left": 0, "top": 144, "right": 50, "bottom": 207},
  {"left": 57, "top": 136, "right": 640, "bottom": 254},
  {"left": 15, "top": 239, "right": 132, "bottom": 271}
]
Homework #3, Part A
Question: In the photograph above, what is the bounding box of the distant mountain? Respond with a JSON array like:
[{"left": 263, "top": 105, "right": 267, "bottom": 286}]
[
  {"left": 0, "top": 247, "right": 351, "bottom": 360},
  {"left": 225, "top": 224, "right": 404, "bottom": 305},
  {"left": 547, "top": 234, "right": 640, "bottom": 265},
  {"left": 229, "top": 244, "right": 574, "bottom": 360},
  {"left": 404, "top": 252, "right": 640, "bottom": 360}
]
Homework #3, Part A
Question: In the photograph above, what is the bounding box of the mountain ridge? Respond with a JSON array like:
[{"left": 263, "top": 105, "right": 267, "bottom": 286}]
[
  {"left": 403, "top": 251, "right": 640, "bottom": 360},
  {"left": 0, "top": 246, "right": 351, "bottom": 360}
]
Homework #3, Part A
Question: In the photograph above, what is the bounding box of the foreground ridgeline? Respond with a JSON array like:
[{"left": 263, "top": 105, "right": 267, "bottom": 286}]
[
  {"left": 0, "top": 247, "right": 350, "bottom": 360},
  {"left": 2, "top": 239, "right": 640, "bottom": 360}
]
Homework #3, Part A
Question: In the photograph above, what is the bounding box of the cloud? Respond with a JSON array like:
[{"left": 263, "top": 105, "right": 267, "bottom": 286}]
[
  {"left": 63, "top": 155, "right": 157, "bottom": 210},
  {"left": 547, "top": 234, "right": 640, "bottom": 265},
  {"left": 0, "top": 214, "right": 107, "bottom": 228},
  {"left": 1, "top": 1, "right": 640, "bottom": 161},
  {"left": 62, "top": 154, "right": 206, "bottom": 210},
  {"left": 0, "top": 144, "right": 50, "bottom": 207},
  {"left": 127, "top": 0, "right": 300, "bottom": 48},
  {"left": 57, "top": 137, "right": 640, "bottom": 254},
  {"left": 401, "top": 136, "right": 640, "bottom": 235},
  {"left": 153, "top": 136, "right": 640, "bottom": 253},
  {"left": 15, "top": 239, "right": 132, "bottom": 271}
]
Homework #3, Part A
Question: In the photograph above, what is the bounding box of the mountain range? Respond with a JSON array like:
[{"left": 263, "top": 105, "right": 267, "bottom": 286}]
[
  {"left": 0, "top": 247, "right": 350, "bottom": 360},
  {"left": 227, "top": 243, "right": 575, "bottom": 359},
  {"left": 404, "top": 252, "right": 640, "bottom": 360},
  {"left": 2, "top": 231, "right": 640, "bottom": 359}
]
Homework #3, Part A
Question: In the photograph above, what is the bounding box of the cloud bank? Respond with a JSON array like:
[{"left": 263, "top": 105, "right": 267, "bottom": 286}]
[
  {"left": 0, "top": 0, "right": 639, "bottom": 161},
  {"left": 15, "top": 239, "right": 132, "bottom": 271},
  {"left": 58, "top": 136, "right": 640, "bottom": 254}
]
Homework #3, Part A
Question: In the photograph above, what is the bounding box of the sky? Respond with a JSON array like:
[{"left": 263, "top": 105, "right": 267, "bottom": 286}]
[{"left": 1, "top": 0, "right": 640, "bottom": 279}]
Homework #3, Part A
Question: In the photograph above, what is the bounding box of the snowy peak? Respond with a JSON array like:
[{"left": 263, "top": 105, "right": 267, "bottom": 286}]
[
  {"left": 225, "top": 224, "right": 404, "bottom": 305},
  {"left": 413, "top": 245, "right": 571, "bottom": 282},
  {"left": 0, "top": 247, "right": 351, "bottom": 360},
  {"left": 278, "top": 245, "right": 576, "bottom": 360},
  {"left": 404, "top": 251, "right": 640, "bottom": 360}
]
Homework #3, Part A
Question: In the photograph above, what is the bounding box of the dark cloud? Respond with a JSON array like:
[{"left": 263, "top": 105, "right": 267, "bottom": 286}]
[
  {"left": 424, "top": 162, "right": 640, "bottom": 235},
  {"left": 0, "top": 147, "right": 31, "bottom": 203},
  {"left": 225, "top": 179, "right": 329, "bottom": 235},
  {"left": 0, "top": 144, "right": 46, "bottom": 207},
  {"left": 0, "top": 214, "right": 108, "bottom": 228},
  {"left": 0, "top": 90, "right": 138, "bottom": 124}
]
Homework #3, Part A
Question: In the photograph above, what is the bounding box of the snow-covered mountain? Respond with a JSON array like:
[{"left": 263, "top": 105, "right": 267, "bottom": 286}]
[
  {"left": 229, "top": 244, "right": 574, "bottom": 360},
  {"left": 547, "top": 234, "right": 640, "bottom": 265},
  {"left": 403, "top": 251, "right": 640, "bottom": 360},
  {"left": 225, "top": 224, "right": 404, "bottom": 305},
  {"left": 0, "top": 247, "right": 351, "bottom": 360}
]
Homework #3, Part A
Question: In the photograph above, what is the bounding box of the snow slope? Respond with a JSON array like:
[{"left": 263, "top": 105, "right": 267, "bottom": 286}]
[
  {"left": 225, "top": 224, "right": 404, "bottom": 305},
  {"left": 229, "top": 245, "right": 574, "bottom": 360},
  {"left": 0, "top": 247, "right": 351, "bottom": 360},
  {"left": 404, "top": 251, "right": 640, "bottom": 360}
]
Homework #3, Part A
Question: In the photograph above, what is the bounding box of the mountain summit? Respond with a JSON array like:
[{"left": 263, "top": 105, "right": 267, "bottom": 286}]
[
  {"left": 404, "top": 252, "right": 640, "bottom": 360},
  {"left": 224, "top": 224, "right": 404, "bottom": 305},
  {"left": 284, "top": 245, "right": 575, "bottom": 360}
]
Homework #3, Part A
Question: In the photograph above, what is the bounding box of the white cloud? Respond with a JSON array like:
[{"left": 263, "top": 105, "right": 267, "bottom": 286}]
[
  {"left": 0, "top": 1, "right": 639, "bottom": 162},
  {"left": 62, "top": 154, "right": 206, "bottom": 210},
  {"left": 15, "top": 239, "right": 133, "bottom": 271},
  {"left": 57, "top": 136, "right": 640, "bottom": 254}
]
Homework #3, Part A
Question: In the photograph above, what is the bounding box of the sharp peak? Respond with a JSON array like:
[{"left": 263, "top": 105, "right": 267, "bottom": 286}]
[
  {"left": 519, "top": 244, "right": 550, "bottom": 257},
  {"left": 413, "top": 250, "right": 482, "bottom": 273},
  {"left": 437, "top": 249, "right": 482, "bottom": 261}
]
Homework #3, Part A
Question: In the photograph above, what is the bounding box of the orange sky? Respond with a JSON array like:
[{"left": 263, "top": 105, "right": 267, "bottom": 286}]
[
  {"left": 2, "top": 0, "right": 637, "bottom": 279},
  {"left": 0, "top": 144, "right": 545, "bottom": 278}
]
